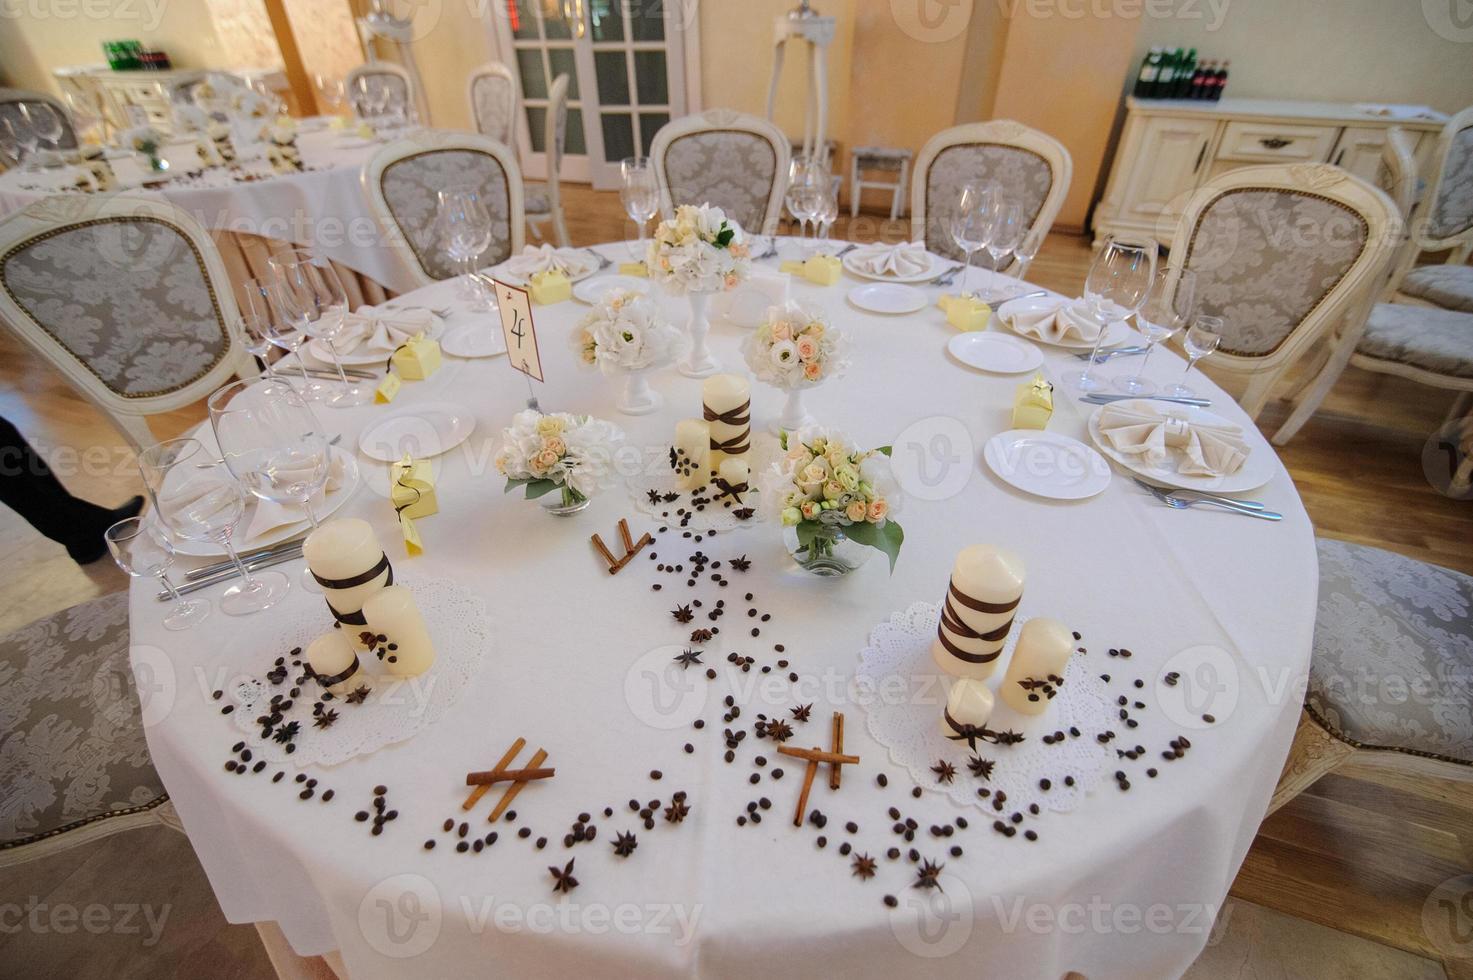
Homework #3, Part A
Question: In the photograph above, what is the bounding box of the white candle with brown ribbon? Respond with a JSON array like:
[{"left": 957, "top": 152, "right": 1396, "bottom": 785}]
[
  {"left": 716, "top": 458, "right": 749, "bottom": 503},
  {"left": 702, "top": 374, "right": 750, "bottom": 476},
  {"left": 306, "top": 630, "right": 371, "bottom": 696},
  {"left": 940, "top": 678, "right": 995, "bottom": 744},
  {"left": 304, "top": 518, "right": 393, "bottom": 647},
  {"left": 931, "top": 545, "right": 1025, "bottom": 679},
  {"left": 362, "top": 584, "right": 435, "bottom": 677},
  {"left": 999, "top": 618, "right": 1074, "bottom": 715}
]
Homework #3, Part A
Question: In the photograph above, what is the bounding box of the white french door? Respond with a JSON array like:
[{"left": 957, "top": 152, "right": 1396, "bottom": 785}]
[{"left": 491, "top": 0, "right": 693, "bottom": 189}]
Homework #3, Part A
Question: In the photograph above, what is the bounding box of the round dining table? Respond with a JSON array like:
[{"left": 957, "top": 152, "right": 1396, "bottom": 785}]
[{"left": 126, "top": 241, "right": 1316, "bottom": 980}]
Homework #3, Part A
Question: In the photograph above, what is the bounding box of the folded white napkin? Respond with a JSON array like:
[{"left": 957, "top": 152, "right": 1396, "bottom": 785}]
[
  {"left": 502, "top": 244, "right": 598, "bottom": 280},
  {"left": 244, "top": 451, "right": 349, "bottom": 542},
  {"left": 847, "top": 241, "right": 932, "bottom": 278},
  {"left": 328, "top": 305, "right": 436, "bottom": 356},
  {"left": 1006, "top": 297, "right": 1103, "bottom": 345},
  {"left": 1097, "top": 403, "right": 1249, "bottom": 477}
]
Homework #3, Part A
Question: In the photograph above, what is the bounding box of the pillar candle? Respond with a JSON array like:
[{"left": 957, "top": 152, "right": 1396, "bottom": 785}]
[
  {"left": 304, "top": 518, "right": 393, "bottom": 646},
  {"left": 362, "top": 584, "right": 435, "bottom": 677},
  {"left": 702, "top": 373, "right": 750, "bottom": 476},
  {"left": 999, "top": 618, "right": 1074, "bottom": 715},
  {"left": 306, "top": 630, "right": 371, "bottom": 697},
  {"left": 940, "top": 678, "right": 994, "bottom": 741},
  {"left": 931, "top": 544, "right": 1025, "bottom": 680},
  {"left": 717, "top": 458, "right": 749, "bottom": 501},
  {"left": 672, "top": 419, "right": 710, "bottom": 492}
]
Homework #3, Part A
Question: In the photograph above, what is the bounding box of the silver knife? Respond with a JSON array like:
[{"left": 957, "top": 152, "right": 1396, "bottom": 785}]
[
  {"left": 835, "top": 243, "right": 858, "bottom": 257},
  {"left": 160, "top": 549, "right": 304, "bottom": 600},
  {"left": 1073, "top": 346, "right": 1148, "bottom": 361},
  {"left": 185, "top": 540, "right": 304, "bottom": 580},
  {"left": 1082, "top": 393, "right": 1212, "bottom": 408}
]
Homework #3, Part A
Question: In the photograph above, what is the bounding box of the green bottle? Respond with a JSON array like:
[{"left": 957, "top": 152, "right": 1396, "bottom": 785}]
[
  {"left": 1154, "top": 48, "right": 1179, "bottom": 98},
  {"left": 1173, "top": 48, "right": 1197, "bottom": 98}
]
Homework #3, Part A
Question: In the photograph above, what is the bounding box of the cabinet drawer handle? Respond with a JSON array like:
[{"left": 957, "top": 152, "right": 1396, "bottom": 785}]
[
  {"left": 1333, "top": 148, "right": 1345, "bottom": 166},
  {"left": 1193, "top": 141, "right": 1208, "bottom": 174},
  {"left": 1258, "top": 137, "right": 1294, "bottom": 150}
]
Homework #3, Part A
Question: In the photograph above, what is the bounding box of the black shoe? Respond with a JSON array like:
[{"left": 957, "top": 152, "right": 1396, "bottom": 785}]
[{"left": 67, "top": 495, "right": 146, "bottom": 565}]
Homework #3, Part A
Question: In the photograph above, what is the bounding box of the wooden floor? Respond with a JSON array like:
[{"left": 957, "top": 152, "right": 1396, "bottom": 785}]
[{"left": 1, "top": 185, "right": 1469, "bottom": 978}]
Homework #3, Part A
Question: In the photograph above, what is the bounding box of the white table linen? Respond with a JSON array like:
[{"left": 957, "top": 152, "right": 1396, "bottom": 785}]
[{"left": 128, "top": 247, "right": 1315, "bottom": 980}]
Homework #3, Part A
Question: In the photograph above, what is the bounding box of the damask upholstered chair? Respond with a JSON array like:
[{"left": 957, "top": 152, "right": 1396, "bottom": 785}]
[
  {"left": 524, "top": 73, "right": 570, "bottom": 247},
  {"left": 0, "top": 88, "right": 79, "bottom": 166},
  {"left": 361, "top": 131, "right": 526, "bottom": 288},
  {"left": 911, "top": 120, "right": 1072, "bottom": 262},
  {"left": 467, "top": 61, "right": 519, "bottom": 147},
  {"left": 1269, "top": 539, "right": 1472, "bottom": 814},
  {"left": 0, "top": 591, "right": 183, "bottom": 870},
  {"left": 346, "top": 62, "right": 416, "bottom": 123},
  {"left": 0, "top": 194, "right": 258, "bottom": 449},
  {"left": 1156, "top": 163, "right": 1402, "bottom": 421},
  {"left": 1391, "top": 106, "right": 1473, "bottom": 314},
  {"left": 649, "top": 108, "right": 791, "bottom": 236}
]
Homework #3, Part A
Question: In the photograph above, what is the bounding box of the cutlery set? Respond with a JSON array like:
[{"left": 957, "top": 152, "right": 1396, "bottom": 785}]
[
  {"left": 1132, "top": 477, "right": 1281, "bottom": 521},
  {"left": 160, "top": 540, "right": 307, "bottom": 600},
  {"left": 1081, "top": 392, "right": 1212, "bottom": 408}
]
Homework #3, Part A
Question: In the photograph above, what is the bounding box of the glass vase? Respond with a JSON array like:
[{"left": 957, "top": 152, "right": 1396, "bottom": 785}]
[
  {"left": 783, "top": 524, "right": 872, "bottom": 577},
  {"left": 541, "top": 485, "right": 591, "bottom": 516}
]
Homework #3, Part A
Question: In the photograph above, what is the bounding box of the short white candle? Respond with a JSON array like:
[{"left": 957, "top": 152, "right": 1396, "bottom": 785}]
[
  {"left": 304, "top": 518, "right": 392, "bottom": 644},
  {"left": 362, "top": 584, "right": 435, "bottom": 677},
  {"left": 672, "top": 419, "right": 710, "bottom": 492},
  {"left": 717, "top": 458, "right": 749, "bottom": 492},
  {"left": 940, "top": 678, "right": 995, "bottom": 740},
  {"left": 306, "top": 630, "right": 371, "bottom": 696},
  {"left": 932, "top": 544, "right": 1025, "bottom": 679},
  {"left": 702, "top": 373, "right": 750, "bottom": 474},
  {"left": 999, "top": 618, "right": 1074, "bottom": 715}
]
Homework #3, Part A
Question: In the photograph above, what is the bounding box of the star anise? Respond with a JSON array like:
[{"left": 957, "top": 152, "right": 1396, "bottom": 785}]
[
  {"left": 757, "top": 718, "right": 794, "bottom": 742},
  {"left": 790, "top": 703, "right": 813, "bottom": 723},
  {"left": 272, "top": 720, "right": 301, "bottom": 744},
  {"left": 549, "top": 859, "right": 578, "bottom": 894},
  {"left": 673, "top": 648, "right": 704, "bottom": 669},
  {"left": 661, "top": 492, "right": 680, "bottom": 503},
  {"left": 728, "top": 554, "right": 752, "bottom": 572},
  {"left": 913, "top": 858, "right": 945, "bottom": 891},
  {"left": 345, "top": 685, "right": 371, "bottom": 705},
  {"left": 663, "top": 799, "right": 691, "bottom": 824},
  {"left": 689, "top": 628, "right": 714, "bottom": 643},
  {"left": 671, "top": 604, "right": 695, "bottom": 624},
  {"left": 931, "top": 760, "right": 958, "bottom": 784},
  {"left": 968, "top": 756, "right": 995, "bottom": 781},
  {"left": 733, "top": 508, "right": 755, "bottom": 521},
  {"left": 851, "top": 853, "right": 877, "bottom": 880},
  {"left": 611, "top": 831, "right": 638, "bottom": 857},
  {"left": 313, "top": 709, "right": 340, "bottom": 730},
  {"left": 646, "top": 489, "right": 663, "bottom": 505},
  {"left": 991, "top": 729, "right": 1027, "bottom": 746}
]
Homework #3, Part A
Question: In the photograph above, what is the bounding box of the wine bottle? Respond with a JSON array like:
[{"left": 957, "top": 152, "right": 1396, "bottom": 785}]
[
  {"left": 1173, "top": 48, "right": 1197, "bottom": 98},
  {"left": 1210, "top": 60, "right": 1229, "bottom": 102},
  {"left": 1188, "top": 60, "right": 1211, "bottom": 100},
  {"left": 1133, "top": 46, "right": 1162, "bottom": 98}
]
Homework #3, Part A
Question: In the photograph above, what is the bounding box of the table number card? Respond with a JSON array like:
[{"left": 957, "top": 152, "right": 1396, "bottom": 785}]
[{"left": 494, "top": 280, "right": 545, "bottom": 383}]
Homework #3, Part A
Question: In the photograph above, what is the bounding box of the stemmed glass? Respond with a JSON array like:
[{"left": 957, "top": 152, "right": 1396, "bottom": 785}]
[
  {"left": 620, "top": 156, "right": 659, "bottom": 260},
  {"left": 209, "top": 378, "right": 339, "bottom": 592},
  {"left": 138, "top": 438, "right": 288, "bottom": 616},
  {"left": 106, "top": 516, "right": 210, "bottom": 630},
  {"left": 436, "top": 188, "right": 493, "bottom": 308},
  {"left": 949, "top": 181, "right": 998, "bottom": 298},
  {"left": 814, "top": 186, "right": 839, "bottom": 251},
  {"left": 314, "top": 74, "right": 346, "bottom": 116},
  {"left": 981, "top": 201, "right": 1025, "bottom": 300},
  {"left": 785, "top": 156, "right": 824, "bottom": 256},
  {"left": 269, "top": 250, "right": 368, "bottom": 408},
  {"left": 1116, "top": 267, "right": 1198, "bottom": 395},
  {"left": 245, "top": 275, "right": 328, "bottom": 401},
  {"left": 1074, "top": 234, "right": 1158, "bottom": 393},
  {"left": 239, "top": 311, "right": 276, "bottom": 378},
  {"left": 1165, "top": 315, "right": 1222, "bottom": 398}
]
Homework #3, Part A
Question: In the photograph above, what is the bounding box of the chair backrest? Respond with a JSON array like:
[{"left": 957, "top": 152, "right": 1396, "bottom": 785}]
[
  {"left": 0, "top": 89, "right": 79, "bottom": 165},
  {"left": 1166, "top": 163, "right": 1401, "bottom": 377},
  {"left": 1375, "top": 127, "right": 1419, "bottom": 222},
  {"left": 0, "top": 194, "right": 251, "bottom": 448},
  {"left": 649, "top": 108, "right": 791, "bottom": 236},
  {"left": 468, "top": 61, "right": 519, "bottom": 146},
  {"left": 361, "top": 131, "right": 526, "bottom": 287},
  {"left": 1412, "top": 105, "right": 1473, "bottom": 258},
  {"left": 345, "top": 63, "right": 415, "bottom": 121},
  {"left": 538, "top": 73, "right": 570, "bottom": 215},
  {"left": 911, "top": 120, "right": 1072, "bottom": 260}
]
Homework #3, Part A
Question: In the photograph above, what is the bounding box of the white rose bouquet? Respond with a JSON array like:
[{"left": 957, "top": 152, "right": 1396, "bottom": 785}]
[
  {"left": 571, "top": 289, "right": 681, "bottom": 375},
  {"left": 495, "top": 410, "right": 623, "bottom": 510},
  {"left": 758, "top": 427, "right": 904, "bottom": 572},
  {"left": 743, "top": 302, "right": 847, "bottom": 390},
  {"left": 647, "top": 203, "right": 751, "bottom": 294}
]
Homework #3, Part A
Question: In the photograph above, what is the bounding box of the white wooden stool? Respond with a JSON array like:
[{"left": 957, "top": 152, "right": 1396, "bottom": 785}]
[{"left": 849, "top": 145, "right": 912, "bottom": 220}]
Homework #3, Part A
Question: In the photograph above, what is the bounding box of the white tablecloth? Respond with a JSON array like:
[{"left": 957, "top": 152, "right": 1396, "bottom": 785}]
[
  {"left": 0, "top": 124, "right": 419, "bottom": 294},
  {"left": 128, "top": 245, "right": 1316, "bottom": 979}
]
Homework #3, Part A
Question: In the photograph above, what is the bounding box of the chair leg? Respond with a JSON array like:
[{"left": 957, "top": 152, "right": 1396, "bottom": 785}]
[
  {"left": 108, "top": 412, "right": 157, "bottom": 452},
  {"left": 1267, "top": 708, "right": 1354, "bottom": 815},
  {"left": 1272, "top": 336, "right": 1359, "bottom": 445},
  {"left": 1238, "top": 363, "right": 1289, "bottom": 421},
  {"left": 1444, "top": 390, "right": 1472, "bottom": 423},
  {"left": 552, "top": 208, "right": 570, "bottom": 248}
]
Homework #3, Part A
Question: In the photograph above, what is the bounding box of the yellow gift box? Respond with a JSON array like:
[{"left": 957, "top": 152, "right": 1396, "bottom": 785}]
[
  {"left": 938, "top": 294, "right": 992, "bottom": 332},
  {"left": 1011, "top": 374, "right": 1054, "bottom": 430},
  {"left": 390, "top": 454, "right": 438, "bottom": 520},
  {"left": 618, "top": 262, "right": 649, "bottom": 277},
  {"left": 374, "top": 372, "right": 402, "bottom": 403},
  {"left": 529, "top": 269, "right": 571, "bottom": 305},
  {"left": 390, "top": 334, "right": 441, "bottom": 380},
  {"left": 779, "top": 259, "right": 804, "bottom": 275}
]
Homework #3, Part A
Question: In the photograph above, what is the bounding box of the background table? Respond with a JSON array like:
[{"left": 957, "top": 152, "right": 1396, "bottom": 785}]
[{"left": 129, "top": 243, "right": 1316, "bottom": 979}]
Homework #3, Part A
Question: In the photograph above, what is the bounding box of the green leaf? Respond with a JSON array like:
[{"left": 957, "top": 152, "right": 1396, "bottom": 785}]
[
  {"left": 521, "top": 479, "right": 562, "bottom": 500},
  {"left": 503, "top": 477, "right": 531, "bottom": 494},
  {"left": 794, "top": 520, "right": 821, "bottom": 555},
  {"left": 779, "top": 430, "right": 789, "bottom": 451},
  {"left": 875, "top": 445, "right": 892, "bottom": 457},
  {"left": 844, "top": 519, "right": 904, "bottom": 573},
  {"left": 715, "top": 225, "right": 735, "bottom": 248}
]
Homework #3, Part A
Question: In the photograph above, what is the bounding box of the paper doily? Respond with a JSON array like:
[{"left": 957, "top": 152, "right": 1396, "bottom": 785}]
[
  {"left": 855, "top": 600, "right": 1112, "bottom": 813},
  {"left": 226, "top": 577, "right": 488, "bottom": 767},
  {"left": 625, "top": 433, "right": 780, "bottom": 532}
]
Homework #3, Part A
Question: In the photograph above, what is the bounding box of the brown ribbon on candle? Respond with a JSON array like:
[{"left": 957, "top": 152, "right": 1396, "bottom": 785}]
[
  {"left": 703, "top": 399, "right": 750, "bottom": 426},
  {"left": 935, "top": 576, "right": 1016, "bottom": 664},
  {"left": 310, "top": 655, "right": 363, "bottom": 688},
  {"left": 314, "top": 553, "right": 394, "bottom": 626},
  {"left": 713, "top": 479, "right": 749, "bottom": 503}
]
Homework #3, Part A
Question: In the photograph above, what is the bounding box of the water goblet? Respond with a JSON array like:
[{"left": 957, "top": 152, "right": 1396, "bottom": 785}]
[
  {"left": 1116, "top": 268, "right": 1198, "bottom": 395},
  {"left": 1164, "top": 315, "right": 1223, "bottom": 398},
  {"left": 1074, "top": 234, "right": 1157, "bottom": 393},
  {"left": 106, "top": 516, "right": 210, "bottom": 630}
]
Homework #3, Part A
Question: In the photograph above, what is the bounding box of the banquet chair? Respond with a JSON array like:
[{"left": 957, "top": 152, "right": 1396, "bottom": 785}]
[
  {"left": 361, "top": 131, "right": 525, "bottom": 288},
  {"left": 650, "top": 108, "right": 791, "bottom": 236},
  {"left": 1268, "top": 539, "right": 1472, "bottom": 815},
  {"left": 0, "top": 194, "right": 259, "bottom": 450},
  {"left": 0, "top": 591, "right": 184, "bottom": 871},
  {"left": 1155, "top": 163, "right": 1402, "bottom": 421},
  {"left": 0, "top": 88, "right": 79, "bottom": 166},
  {"left": 346, "top": 62, "right": 416, "bottom": 122},
  {"left": 911, "top": 120, "right": 1072, "bottom": 262},
  {"left": 524, "top": 73, "right": 570, "bottom": 247},
  {"left": 467, "top": 61, "right": 519, "bottom": 146},
  {"left": 1390, "top": 106, "right": 1473, "bottom": 314}
]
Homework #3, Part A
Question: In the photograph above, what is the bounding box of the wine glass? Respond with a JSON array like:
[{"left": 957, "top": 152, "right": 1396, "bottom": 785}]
[
  {"left": 239, "top": 311, "right": 277, "bottom": 377},
  {"left": 106, "top": 515, "right": 210, "bottom": 630},
  {"left": 785, "top": 156, "right": 825, "bottom": 257},
  {"left": 1116, "top": 267, "right": 1198, "bottom": 395},
  {"left": 138, "top": 438, "right": 288, "bottom": 616},
  {"left": 1165, "top": 314, "right": 1222, "bottom": 398},
  {"left": 620, "top": 156, "right": 659, "bottom": 260},
  {"left": 1074, "top": 235, "right": 1158, "bottom": 393},
  {"left": 436, "top": 188, "right": 493, "bottom": 307},
  {"left": 981, "top": 201, "right": 1025, "bottom": 300},
  {"left": 314, "top": 74, "right": 345, "bottom": 116},
  {"left": 269, "top": 250, "right": 368, "bottom": 408},
  {"left": 948, "top": 181, "right": 998, "bottom": 298},
  {"left": 245, "top": 275, "right": 329, "bottom": 401},
  {"left": 29, "top": 103, "right": 63, "bottom": 153},
  {"left": 209, "top": 378, "right": 340, "bottom": 592},
  {"left": 814, "top": 185, "right": 839, "bottom": 251}
]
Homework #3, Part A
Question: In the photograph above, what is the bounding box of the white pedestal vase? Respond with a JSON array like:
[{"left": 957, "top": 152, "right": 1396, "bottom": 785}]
[
  {"left": 772, "top": 387, "right": 816, "bottom": 435},
  {"left": 615, "top": 368, "right": 662, "bottom": 416},
  {"left": 678, "top": 291, "right": 721, "bottom": 378}
]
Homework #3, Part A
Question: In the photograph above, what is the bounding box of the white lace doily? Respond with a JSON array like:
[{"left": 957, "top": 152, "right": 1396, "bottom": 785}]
[
  {"left": 855, "top": 600, "right": 1112, "bottom": 813},
  {"left": 227, "top": 577, "right": 488, "bottom": 767},
  {"left": 625, "top": 434, "right": 779, "bottom": 532}
]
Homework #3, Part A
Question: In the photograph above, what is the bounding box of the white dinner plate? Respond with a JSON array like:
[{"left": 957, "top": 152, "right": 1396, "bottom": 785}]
[
  {"left": 573, "top": 275, "right": 648, "bottom": 305},
  {"left": 996, "top": 296, "right": 1132, "bottom": 350},
  {"left": 841, "top": 250, "right": 943, "bottom": 284},
  {"left": 947, "top": 331, "right": 1044, "bottom": 374},
  {"left": 440, "top": 324, "right": 506, "bottom": 359},
  {"left": 488, "top": 259, "right": 600, "bottom": 287},
  {"left": 1086, "top": 398, "right": 1278, "bottom": 493},
  {"left": 847, "top": 282, "right": 928, "bottom": 315},
  {"left": 307, "top": 312, "right": 445, "bottom": 367},
  {"left": 358, "top": 401, "right": 475, "bottom": 462},
  {"left": 983, "top": 430, "right": 1112, "bottom": 501}
]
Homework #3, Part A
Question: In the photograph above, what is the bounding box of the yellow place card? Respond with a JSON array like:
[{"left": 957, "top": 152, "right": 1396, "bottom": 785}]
[
  {"left": 528, "top": 269, "right": 571, "bottom": 305},
  {"left": 618, "top": 262, "right": 649, "bottom": 277},
  {"left": 493, "top": 279, "right": 545, "bottom": 383},
  {"left": 374, "top": 372, "right": 402, "bottom": 403}
]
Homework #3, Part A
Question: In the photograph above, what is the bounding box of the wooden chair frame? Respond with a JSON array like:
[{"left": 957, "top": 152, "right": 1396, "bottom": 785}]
[{"left": 524, "top": 73, "right": 570, "bottom": 247}]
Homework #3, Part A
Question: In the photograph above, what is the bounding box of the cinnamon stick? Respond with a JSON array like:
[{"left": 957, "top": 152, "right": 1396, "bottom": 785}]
[
  {"left": 464, "top": 766, "right": 556, "bottom": 786},
  {"left": 793, "top": 759, "right": 819, "bottom": 827},
  {"left": 462, "top": 736, "right": 525, "bottom": 811},
  {"left": 608, "top": 533, "right": 654, "bottom": 575},
  {"left": 830, "top": 712, "right": 845, "bottom": 790},
  {"left": 591, "top": 534, "right": 618, "bottom": 569},
  {"left": 488, "top": 748, "right": 548, "bottom": 822},
  {"left": 618, "top": 517, "right": 634, "bottom": 552},
  {"left": 776, "top": 745, "right": 860, "bottom": 765}
]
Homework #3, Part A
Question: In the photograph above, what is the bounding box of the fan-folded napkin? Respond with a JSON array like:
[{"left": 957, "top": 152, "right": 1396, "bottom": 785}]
[
  {"left": 328, "top": 305, "right": 436, "bottom": 356},
  {"left": 243, "top": 451, "right": 350, "bottom": 542},
  {"left": 502, "top": 244, "right": 598, "bottom": 280},
  {"left": 1097, "top": 403, "right": 1249, "bottom": 477},
  {"left": 847, "top": 241, "right": 932, "bottom": 278},
  {"left": 1005, "top": 297, "right": 1103, "bottom": 344}
]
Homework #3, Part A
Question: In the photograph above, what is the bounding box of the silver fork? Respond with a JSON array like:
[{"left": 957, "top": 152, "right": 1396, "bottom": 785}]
[
  {"left": 1137, "top": 480, "right": 1282, "bottom": 521},
  {"left": 931, "top": 264, "right": 964, "bottom": 286},
  {"left": 1131, "top": 477, "right": 1266, "bottom": 511},
  {"left": 585, "top": 248, "right": 613, "bottom": 270}
]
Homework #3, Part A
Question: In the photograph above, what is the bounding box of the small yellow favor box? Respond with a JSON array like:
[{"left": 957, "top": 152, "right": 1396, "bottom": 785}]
[
  {"left": 390, "top": 333, "right": 441, "bottom": 380},
  {"left": 1011, "top": 374, "right": 1054, "bottom": 430},
  {"left": 390, "top": 454, "right": 438, "bottom": 520},
  {"left": 801, "top": 254, "right": 842, "bottom": 286},
  {"left": 938, "top": 294, "right": 992, "bottom": 332},
  {"left": 373, "top": 372, "right": 402, "bottom": 403},
  {"left": 529, "top": 269, "right": 571, "bottom": 305},
  {"left": 617, "top": 262, "right": 649, "bottom": 277}
]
